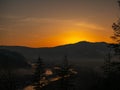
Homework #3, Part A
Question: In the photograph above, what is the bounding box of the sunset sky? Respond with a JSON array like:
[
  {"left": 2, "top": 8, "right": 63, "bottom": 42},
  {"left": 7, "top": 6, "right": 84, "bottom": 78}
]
[{"left": 0, "top": 0, "right": 119, "bottom": 47}]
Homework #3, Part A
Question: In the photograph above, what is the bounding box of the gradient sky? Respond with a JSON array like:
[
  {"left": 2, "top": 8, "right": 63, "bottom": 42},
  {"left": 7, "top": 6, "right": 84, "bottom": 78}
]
[{"left": 0, "top": 0, "right": 119, "bottom": 47}]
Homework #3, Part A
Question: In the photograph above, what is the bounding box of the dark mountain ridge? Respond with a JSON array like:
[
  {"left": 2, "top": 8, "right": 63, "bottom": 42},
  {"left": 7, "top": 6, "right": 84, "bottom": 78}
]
[
  {"left": 0, "top": 41, "right": 109, "bottom": 64},
  {"left": 0, "top": 49, "right": 31, "bottom": 69}
]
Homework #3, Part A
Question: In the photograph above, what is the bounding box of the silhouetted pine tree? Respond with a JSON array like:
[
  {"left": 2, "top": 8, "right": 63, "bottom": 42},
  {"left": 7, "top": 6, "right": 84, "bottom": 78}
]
[
  {"left": 103, "top": 0, "right": 120, "bottom": 76},
  {"left": 111, "top": 0, "right": 120, "bottom": 59},
  {"left": 32, "top": 57, "right": 45, "bottom": 90},
  {"left": 109, "top": 0, "right": 120, "bottom": 72},
  {"left": 59, "top": 55, "right": 74, "bottom": 90},
  {"left": 100, "top": 1, "right": 120, "bottom": 90}
]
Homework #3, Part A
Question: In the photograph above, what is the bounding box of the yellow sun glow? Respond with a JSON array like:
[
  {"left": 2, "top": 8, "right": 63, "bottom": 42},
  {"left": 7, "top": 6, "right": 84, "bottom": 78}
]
[
  {"left": 63, "top": 36, "right": 81, "bottom": 44},
  {"left": 59, "top": 31, "right": 83, "bottom": 44}
]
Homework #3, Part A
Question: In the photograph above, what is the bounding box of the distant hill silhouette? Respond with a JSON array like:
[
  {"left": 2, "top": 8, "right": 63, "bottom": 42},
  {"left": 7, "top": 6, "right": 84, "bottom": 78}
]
[
  {"left": 0, "top": 41, "right": 109, "bottom": 64},
  {"left": 0, "top": 49, "right": 31, "bottom": 69}
]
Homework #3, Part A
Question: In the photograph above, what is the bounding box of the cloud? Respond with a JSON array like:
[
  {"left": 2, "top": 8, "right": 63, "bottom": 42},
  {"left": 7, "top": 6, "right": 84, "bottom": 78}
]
[
  {"left": 20, "top": 17, "right": 104, "bottom": 30},
  {"left": 20, "top": 17, "right": 72, "bottom": 23},
  {"left": 75, "top": 22, "right": 104, "bottom": 30},
  {"left": 0, "top": 15, "right": 104, "bottom": 31},
  {"left": 0, "top": 15, "right": 24, "bottom": 26}
]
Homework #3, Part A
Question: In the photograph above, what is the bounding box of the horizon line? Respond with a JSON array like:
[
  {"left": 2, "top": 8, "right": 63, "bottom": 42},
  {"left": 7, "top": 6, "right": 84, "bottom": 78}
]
[{"left": 0, "top": 41, "right": 112, "bottom": 48}]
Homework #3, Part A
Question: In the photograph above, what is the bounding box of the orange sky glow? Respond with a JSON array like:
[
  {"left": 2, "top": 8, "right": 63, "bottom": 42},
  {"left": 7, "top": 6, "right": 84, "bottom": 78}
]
[{"left": 0, "top": 0, "right": 118, "bottom": 47}]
